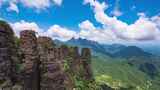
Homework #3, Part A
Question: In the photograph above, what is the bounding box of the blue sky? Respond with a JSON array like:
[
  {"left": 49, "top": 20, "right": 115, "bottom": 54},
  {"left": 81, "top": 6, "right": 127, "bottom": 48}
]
[
  {"left": 1, "top": 0, "right": 160, "bottom": 28},
  {"left": 0, "top": 0, "right": 160, "bottom": 44}
]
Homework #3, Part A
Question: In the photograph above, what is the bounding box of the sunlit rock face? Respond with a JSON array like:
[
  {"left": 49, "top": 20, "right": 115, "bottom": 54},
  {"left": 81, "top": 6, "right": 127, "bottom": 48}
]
[
  {"left": 20, "top": 30, "right": 40, "bottom": 90},
  {"left": 0, "top": 21, "right": 17, "bottom": 88}
]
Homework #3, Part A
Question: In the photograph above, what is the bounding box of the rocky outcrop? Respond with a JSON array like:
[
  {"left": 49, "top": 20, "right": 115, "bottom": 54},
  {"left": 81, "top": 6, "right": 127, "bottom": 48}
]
[
  {"left": 20, "top": 30, "right": 40, "bottom": 90},
  {"left": 0, "top": 21, "right": 17, "bottom": 89},
  {"left": 81, "top": 48, "right": 93, "bottom": 81},
  {"left": 37, "top": 37, "right": 66, "bottom": 90},
  {"left": 0, "top": 21, "right": 94, "bottom": 90}
]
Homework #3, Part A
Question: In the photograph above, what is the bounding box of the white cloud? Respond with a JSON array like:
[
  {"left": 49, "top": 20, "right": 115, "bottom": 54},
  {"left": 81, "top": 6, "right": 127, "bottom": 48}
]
[
  {"left": 10, "top": 20, "right": 43, "bottom": 36},
  {"left": 120, "top": 17, "right": 160, "bottom": 40},
  {"left": 111, "top": 9, "right": 122, "bottom": 17},
  {"left": 45, "top": 25, "right": 77, "bottom": 41},
  {"left": 79, "top": 20, "right": 96, "bottom": 30},
  {"left": 20, "top": 0, "right": 50, "bottom": 10},
  {"left": 0, "top": 0, "right": 63, "bottom": 12},
  {"left": 137, "top": 12, "right": 146, "bottom": 17},
  {"left": 7, "top": 2, "right": 19, "bottom": 13},
  {"left": 111, "top": 0, "right": 122, "bottom": 17},
  {"left": 20, "top": 0, "right": 63, "bottom": 9},
  {"left": 151, "top": 15, "right": 160, "bottom": 28},
  {"left": 52, "top": 0, "right": 63, "bottom": 6},
  {"left": 83, "top": 0, "right": 160, "bottom": 43},
  {"left": 10, "top": 21, "right": 77, "bottom": 41},
  {"left": 79, "top": 20, "right": 118, "bottom": 43}
]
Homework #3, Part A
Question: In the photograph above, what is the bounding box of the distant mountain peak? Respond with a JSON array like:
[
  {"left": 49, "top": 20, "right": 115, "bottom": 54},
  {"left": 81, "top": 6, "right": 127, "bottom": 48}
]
[
  {"left": 61, "top": 38, "right": 155, "bottom": 58},
  {"left": 114, "top": 46, "right": 153, "bottom": 58}
]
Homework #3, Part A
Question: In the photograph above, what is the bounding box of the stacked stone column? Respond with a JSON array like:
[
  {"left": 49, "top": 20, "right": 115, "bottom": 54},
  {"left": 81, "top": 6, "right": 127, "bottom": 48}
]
[
  {"left": 0, "top": 21, "right": 17, "bottom": 88},
  {"left": 20, "top": 30, "right": 40, "bottom": 90},
  {"left": 37, "top": 37, "right": 66, "bottom": 90},
  {"left": 81, "top": 48, "right": 93, "bottom": 81},
  {"left": 69, "top": 47, "right": 82, "bottom": 76}
]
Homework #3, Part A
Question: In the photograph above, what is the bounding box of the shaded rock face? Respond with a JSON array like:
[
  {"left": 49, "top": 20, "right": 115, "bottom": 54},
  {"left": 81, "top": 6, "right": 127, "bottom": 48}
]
[
  {"left": 20, "top": 30, "right": 40, "bottom": 90},
  {"left": 69, "top": 47, "right": 81, "bottom": 75},
  {"left": 61, "top": 45, "right": 69, "bottom": 58},
  {"left": 0, "top": 21, "right": 17, "bottom": 87},
  {"left": 37, "top": 37, "right": 66, "bottom": 90},
  {"left": 81, "top": 48, "right": 93, "bottom": 81}
]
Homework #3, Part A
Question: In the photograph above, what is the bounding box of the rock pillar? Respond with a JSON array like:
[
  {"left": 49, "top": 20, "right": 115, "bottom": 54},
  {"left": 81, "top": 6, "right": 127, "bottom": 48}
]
[
  {"left": 0, "top": 21, "right": 16, "bottom": 88},
  {"left": 20, "top": 30, "right": 40, "bottom": 90},
  {"left": 81, "top": 48, "right": 93, "bottom": 81},
  {"left": 37, "top": 36, "right": 65, "bottom": 90}
]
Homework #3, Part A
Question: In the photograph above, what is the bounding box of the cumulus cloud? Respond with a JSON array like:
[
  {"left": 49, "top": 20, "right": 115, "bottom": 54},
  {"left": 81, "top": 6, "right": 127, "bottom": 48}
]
[
  {"left": 83, "top": 0, "right": 160, "bottom": 43},
  {"left": 111, "top": 0, "right": 122, "bottom": 17},
  {"left": 10, "top": 20, "right": 43, "bottom": 36},
  {"left": 10, "top": 21, "right": 77, "bottom": 41},
  {"left": 79, "top": 20, "right": 96, "bottom": 30},
  {"left": 20, "top": 0, "right": 50, "bottom": 10},
  {"left": 20, "top": 0, "right": 63, "bottom": 9},
  {"left": 45, "top": 25, "right": 77, "bottom": 41},
  {"left": 111, "top": 9, "right": 122, "bottom": 17},
  {"left": 0, "top": 0, "right": 63, "bottom": 13},
  {"left": 137, "top": 12, "right": 146, "bottom": 17},
  {"left": 52, "top": 0, "right": 63, "bottom": 6},
  {"left": 151, "top": 15, "right": 160, "bottom": 29},
  {"left": 79, "top": 20, "right": 117, "bottom": 43},
  {"left": 7, "top": 2, "right": 19, "bottom": 13}
]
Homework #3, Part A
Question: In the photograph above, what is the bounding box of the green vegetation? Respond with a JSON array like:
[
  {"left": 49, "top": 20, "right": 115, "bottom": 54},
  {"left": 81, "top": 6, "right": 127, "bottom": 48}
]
[{"left": 91, "top": 56, "right": 160, "bottom": 90}]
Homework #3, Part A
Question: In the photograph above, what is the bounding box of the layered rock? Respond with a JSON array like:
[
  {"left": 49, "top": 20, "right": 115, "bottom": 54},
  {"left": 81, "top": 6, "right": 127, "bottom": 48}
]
[
  {"left": 0, "top": 21, "right": 94, "bottom": 90},
  {"left": 37, "top": 36, "right": 66, "bottom": 90},
  {"left": 69, "top": 47, "right": 81, "bottom": 76},
  {"left": 20, "top": 30, "right": 40, "bottom": 90},
  {"left": 0, "top": 21, "right": 17, "bottom": 88},
  {"left": 81, "top": 48, "right": 93, "bottom": 81}
]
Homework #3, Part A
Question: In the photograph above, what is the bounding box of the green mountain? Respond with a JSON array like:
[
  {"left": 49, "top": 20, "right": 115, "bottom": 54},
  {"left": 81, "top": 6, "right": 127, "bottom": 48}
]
[
  {"left": 65, "top": 38, "right": 155, "bottom": 58},
  {"left": 92, "top": 55, "right": 160, "bottom": 90},
  {"left": 113, "top": 46, "right": 153, "bottom": 58}
]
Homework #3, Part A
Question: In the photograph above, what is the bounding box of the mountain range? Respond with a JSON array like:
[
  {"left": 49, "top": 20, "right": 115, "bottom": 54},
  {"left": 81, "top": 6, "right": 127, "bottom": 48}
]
[{"left": 55, "top": 38, "right": 158, "bottom": 58}]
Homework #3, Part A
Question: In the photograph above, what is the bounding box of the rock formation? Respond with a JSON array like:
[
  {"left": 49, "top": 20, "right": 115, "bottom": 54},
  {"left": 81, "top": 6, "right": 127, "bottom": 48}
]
[
  {"left": 0, "top": 21, "right": 17, "bottom": 89},
  {"left": 37, "top": 37, "right": 66, "bottom": 90},
  {"left": 81, "top": 48, "right": 93, "bottom": 81},
  {"left": 20, "top": 30, "right": 40, "bottom": 90},
  {"left": 0, "top": 21, "right": 94, "bottom": 90}
]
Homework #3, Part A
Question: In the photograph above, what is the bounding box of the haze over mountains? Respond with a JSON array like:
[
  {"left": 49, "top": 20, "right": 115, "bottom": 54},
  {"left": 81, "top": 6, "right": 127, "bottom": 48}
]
[{"left": 55, "top": 38, "right": 159, "bottom": 58}]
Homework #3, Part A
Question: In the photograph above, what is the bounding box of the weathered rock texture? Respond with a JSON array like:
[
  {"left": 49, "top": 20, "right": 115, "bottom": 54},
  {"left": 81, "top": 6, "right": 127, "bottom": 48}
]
[
  {"left": 0, "top": 21, "right": 17, "bottom": 89},
  {"left": 37, "top": 37, "right": 66, "bottom": 90},
  {"left": 20, "top": 30, "right": 40, "bottom": 90},
  {"left": 0, "top": 21, "right": 93, "bottom": 90},
  {"left": 68, "top": 47, "right": 82, "bottom": 76},
  {"left": 81, "top": 48, "right": 93, "bottom": 81}
]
